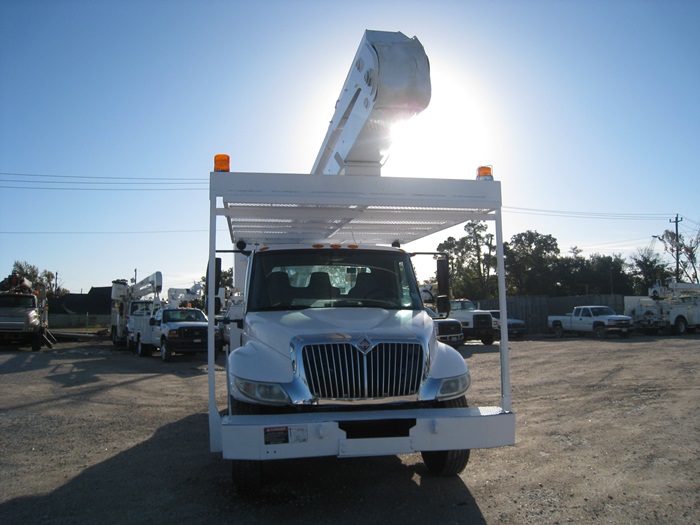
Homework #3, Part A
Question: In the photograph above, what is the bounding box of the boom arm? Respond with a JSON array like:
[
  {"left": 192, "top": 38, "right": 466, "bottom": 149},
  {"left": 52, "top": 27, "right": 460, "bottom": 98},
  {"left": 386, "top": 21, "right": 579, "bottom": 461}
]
[
  {"left": 311, "top": 30, "right": 431, "bottom": 176},
  {"left": 131, "top": 271, "right": 163, "bottom": 299}
]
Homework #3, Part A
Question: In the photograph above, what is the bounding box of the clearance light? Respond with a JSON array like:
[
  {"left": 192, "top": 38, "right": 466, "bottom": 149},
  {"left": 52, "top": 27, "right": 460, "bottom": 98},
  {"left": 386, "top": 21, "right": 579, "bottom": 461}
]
[
  {"left": 330, "top": 244, "right": 341, "bottom": 249},
  {"left": 214, "top": 154, "right": 230, "bottom": 172},
  {"left": 312, "top": 244, "right": 324, "bottom": 249},
  {"left": 348, "top": 244, "right": 359, "bottom": 249},
  {"left": 476, "top": 165, "right": 493, "bottom": 181}
]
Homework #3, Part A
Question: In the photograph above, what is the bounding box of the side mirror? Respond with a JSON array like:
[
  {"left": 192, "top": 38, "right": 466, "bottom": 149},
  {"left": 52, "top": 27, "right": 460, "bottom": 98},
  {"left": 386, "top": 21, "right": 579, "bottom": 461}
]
[
  {"left": 436, "top": 295, "right": 450, "bottom": 317},
  {"left": 436, "top": 257, "right": 450, "bottom": 316}
]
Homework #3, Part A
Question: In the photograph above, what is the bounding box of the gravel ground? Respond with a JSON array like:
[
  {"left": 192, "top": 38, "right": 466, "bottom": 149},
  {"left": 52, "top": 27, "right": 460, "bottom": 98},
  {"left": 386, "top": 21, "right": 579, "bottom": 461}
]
[{"left": 1, "top": 333, "right": 698, "bottom": 524}]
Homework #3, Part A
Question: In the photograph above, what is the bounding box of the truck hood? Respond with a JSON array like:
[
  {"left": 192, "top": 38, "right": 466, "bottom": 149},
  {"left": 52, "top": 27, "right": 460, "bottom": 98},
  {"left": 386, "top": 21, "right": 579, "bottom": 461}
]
[
  {"left": 163, "top": 321, "right": 208, "bottom": 328},
  {"left": 246, "top": 308, "right": 432, "bottom": 358}
]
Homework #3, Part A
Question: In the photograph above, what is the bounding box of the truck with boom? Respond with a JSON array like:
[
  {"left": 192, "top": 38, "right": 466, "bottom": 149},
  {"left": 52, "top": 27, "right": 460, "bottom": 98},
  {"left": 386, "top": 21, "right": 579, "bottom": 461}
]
[
  {"left": 205, "top": 30, "right": 515, "bottom": 491},
  {"left": 110, "top": 271, "right": 162, "bottom": 348},
  {"left": 625, "top": 281, "right": 700, "bottom": 335}
]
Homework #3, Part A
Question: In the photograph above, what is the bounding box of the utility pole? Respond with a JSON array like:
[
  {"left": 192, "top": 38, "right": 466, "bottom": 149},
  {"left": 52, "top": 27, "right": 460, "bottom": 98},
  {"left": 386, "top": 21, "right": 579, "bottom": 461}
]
[{"left": 670, "top": 214, "right": 682, "bottom": 282}]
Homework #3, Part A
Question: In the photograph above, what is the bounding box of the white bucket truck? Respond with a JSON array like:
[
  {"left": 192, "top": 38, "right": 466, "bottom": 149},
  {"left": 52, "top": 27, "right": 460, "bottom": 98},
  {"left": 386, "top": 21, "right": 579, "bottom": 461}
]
[{"left": 206, "top": 30, "right": 515, "bottom": 491}]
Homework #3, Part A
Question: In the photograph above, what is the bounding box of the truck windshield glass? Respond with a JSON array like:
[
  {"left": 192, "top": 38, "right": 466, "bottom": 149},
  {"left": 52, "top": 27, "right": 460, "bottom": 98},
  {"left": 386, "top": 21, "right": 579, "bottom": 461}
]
[
  {"left": 163, "top": 309, "right": 207, "bottom": 323},
  {"left": 0, "top": 295, "right": 36, "bottom": 308},
  {"left": 248, "top": 249, "right": 423, "bottom": 311},
  {"left": 590, "top": 307, "right": 616, "bottom": 316}
]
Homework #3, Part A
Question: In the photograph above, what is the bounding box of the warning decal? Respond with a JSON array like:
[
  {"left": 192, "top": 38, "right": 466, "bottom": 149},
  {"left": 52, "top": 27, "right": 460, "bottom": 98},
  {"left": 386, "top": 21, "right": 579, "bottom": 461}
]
[{"left": 264, "top": 425, "right": 308, "bottom": 445}]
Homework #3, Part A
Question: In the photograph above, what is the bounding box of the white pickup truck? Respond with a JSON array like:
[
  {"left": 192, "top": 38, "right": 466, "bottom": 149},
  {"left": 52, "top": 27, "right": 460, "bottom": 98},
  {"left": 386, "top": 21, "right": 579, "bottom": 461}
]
[
  {"left": 548, "top": 306, "right": 634, "bottom": 339},
  {"left": 134, "top": 307, "right": 218, "bottom": 361}
]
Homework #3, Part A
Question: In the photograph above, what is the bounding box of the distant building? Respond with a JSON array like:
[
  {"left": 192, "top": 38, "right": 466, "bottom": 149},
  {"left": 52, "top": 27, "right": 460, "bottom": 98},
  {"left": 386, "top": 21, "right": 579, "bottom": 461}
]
[{"left": 49, "top": 286, "right": 111, "bottom": 316}]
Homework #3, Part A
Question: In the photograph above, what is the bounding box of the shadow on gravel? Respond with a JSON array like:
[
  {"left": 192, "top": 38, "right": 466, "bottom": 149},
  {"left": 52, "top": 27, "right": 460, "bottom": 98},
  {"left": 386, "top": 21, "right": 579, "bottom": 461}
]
[{"left": 1, "top": 414, "right": 487, "bottom": 525}]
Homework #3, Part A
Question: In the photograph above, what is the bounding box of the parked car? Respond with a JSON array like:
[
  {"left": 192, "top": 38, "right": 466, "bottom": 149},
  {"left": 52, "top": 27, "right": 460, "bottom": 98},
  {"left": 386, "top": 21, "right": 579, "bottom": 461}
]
[
  {"left": 489, "top": 310, "right": 527, "bottom": 338},
  {"left": 425, "top": 307, "right": 464, "bottom": 349}
]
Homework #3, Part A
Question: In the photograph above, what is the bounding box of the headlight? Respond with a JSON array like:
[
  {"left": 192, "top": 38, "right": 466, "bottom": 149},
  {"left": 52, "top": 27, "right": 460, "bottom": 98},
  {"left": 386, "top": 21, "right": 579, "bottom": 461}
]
[
  {"left": 167, "top": 329, "right": 179, "bottom": 337},
  {"left": 234, "top": 377, "right": 290, "bottom": 404},
  {"left": 436, "top": 372, "right": 471, "bottom": 400}
]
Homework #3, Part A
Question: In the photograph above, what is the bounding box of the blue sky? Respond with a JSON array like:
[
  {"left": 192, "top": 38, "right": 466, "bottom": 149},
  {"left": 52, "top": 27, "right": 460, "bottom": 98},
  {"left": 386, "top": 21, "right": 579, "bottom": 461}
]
[{"left": 1, "top": 0, "right": 698, "bottom": 294}]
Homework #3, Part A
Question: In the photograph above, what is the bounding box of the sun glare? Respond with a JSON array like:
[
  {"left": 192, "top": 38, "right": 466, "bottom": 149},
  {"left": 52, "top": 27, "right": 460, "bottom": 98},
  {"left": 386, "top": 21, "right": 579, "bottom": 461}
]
[{"left": 383, "top": 67, "right": 503, "bottom": 180}]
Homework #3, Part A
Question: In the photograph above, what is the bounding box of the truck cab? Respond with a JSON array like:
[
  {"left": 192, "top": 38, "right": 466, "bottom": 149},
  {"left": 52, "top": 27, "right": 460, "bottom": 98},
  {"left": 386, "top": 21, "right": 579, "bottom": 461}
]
[
  {"left": 227, "top": 245, "right": 461, "bottom": 407},
  {"left": 448, "top": 299, "right": 497, "bottom": 345}
]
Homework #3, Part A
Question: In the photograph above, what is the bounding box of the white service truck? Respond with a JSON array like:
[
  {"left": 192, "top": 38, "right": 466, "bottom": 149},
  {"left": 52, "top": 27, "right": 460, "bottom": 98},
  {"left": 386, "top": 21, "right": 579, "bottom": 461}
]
[
  {"left": 548, "top": 306, "right": 634, "bottom": 339},
  {"left": 110, "top": 271, "right": 162, "bottom": 350},
  {"left": 134, "top": 306, "right": 213, "bottom": 361},
  {"left": 625, "top": 281, "right": 700, "bottom": 335},
  {"left": 448, "top": 298, "right": 498, "bottom": 345},
  {"left": 205, "top": 30, "right": 515, "bottom": 491}
]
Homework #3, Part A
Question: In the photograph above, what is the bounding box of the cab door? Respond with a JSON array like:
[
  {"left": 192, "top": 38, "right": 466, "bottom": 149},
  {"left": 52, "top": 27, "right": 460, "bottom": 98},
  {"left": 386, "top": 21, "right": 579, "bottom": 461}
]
[
  {"left": 151, "top": 309, "right": 164, "bottom": 345},
  {"left": 571, "top": 308, "right": 592, "bottom": 331}
]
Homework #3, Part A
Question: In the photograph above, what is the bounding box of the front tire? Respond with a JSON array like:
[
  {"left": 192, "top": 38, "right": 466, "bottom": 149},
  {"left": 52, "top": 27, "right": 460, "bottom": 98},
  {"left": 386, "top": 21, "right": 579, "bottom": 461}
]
[
  {"left": 674, "top": 317, "right": 688, "bottom": 335},
  {"left": 421, "top": 396, "right": 470, "bottom": 476},
  {"left": 161, "top": 340, "right": 172, "bottom": 362},
  {"left": 480, "top": 335, "right": 495, "bottom": 345},
  {"left": 593, "top": 326, "right": 607, "bottom": 339},
  {"left": 230, "top": 399, "right": 263, "bottom": 493},
  {"left": 137, "top": 337, "right": 152, "bottom": 357}
]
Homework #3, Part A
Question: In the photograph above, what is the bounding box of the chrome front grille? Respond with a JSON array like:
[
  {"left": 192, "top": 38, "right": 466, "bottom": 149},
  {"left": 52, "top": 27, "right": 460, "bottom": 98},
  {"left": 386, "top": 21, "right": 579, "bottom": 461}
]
[
  {"left": 473, "top": 314, "right": 492, "bottom": 328},
  {"left": 301, "top": 342, "right": 424, "bottom": 400}
]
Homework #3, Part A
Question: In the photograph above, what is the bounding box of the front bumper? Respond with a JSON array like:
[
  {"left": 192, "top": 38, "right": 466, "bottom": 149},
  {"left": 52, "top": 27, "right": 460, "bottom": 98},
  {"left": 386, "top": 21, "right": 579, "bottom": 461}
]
[
  {"left": 167, "top": 339, "right": 208, "bottom": 353},
  {"left": 217, "top": 406, "right": 515, "bottom": 460}
]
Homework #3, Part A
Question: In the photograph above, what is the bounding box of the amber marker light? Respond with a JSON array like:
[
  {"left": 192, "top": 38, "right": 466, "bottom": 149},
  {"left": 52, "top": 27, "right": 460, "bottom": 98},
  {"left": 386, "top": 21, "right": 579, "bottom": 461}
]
[
  {"left": 214, "top": 154, "right": 230, "bottom": 172},
  {"left": 476, "top": 165, "right": 494, "bottom": 180}
]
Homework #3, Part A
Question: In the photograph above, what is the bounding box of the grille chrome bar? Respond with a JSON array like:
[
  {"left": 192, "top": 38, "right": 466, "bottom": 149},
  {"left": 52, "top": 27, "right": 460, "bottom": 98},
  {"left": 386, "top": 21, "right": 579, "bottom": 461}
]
[{"left": 301, "top": 342, "right": 424, "bottom": 400}]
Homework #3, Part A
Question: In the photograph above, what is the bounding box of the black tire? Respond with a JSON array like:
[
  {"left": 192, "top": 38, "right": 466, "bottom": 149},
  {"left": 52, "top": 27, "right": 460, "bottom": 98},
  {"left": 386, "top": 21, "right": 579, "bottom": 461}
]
[
  {"left": 480, "top": 335, "right": 495, "bottom": 346},
  {"left": 111, "top": 327, "right": 119, "bottom": 346},
  {"left": 137, "top": 337, "right": 152, "bottom": 357},
  {"left": 161, "top": 340, "right": 172, "bottom": 362},
  {"left": 421, "top": 396, "right": 470, "bottom": 476},
  {"left": 674, "top": 317, "right": 688, "bottom": 335},
  {"left": 593, "top": 325, "right": 607, "bottom": 340},
  {"left": 31, "top": 335, "right": 42, "bottom": 352},
  {"left": 230, "top": 399, "right": 263, "bottom": 493},
  {"left": 553, "top": 324, "right": 564, "bottom": 338}
]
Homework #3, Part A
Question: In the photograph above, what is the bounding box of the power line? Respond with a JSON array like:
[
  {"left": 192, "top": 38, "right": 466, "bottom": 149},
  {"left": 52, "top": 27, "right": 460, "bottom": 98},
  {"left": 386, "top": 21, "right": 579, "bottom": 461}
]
[
  {"left": 0, "top": 171, "right": 206, "bottom": 181},
  {"left": 503, "top": 206, "right": 671, "bottom": 221}
]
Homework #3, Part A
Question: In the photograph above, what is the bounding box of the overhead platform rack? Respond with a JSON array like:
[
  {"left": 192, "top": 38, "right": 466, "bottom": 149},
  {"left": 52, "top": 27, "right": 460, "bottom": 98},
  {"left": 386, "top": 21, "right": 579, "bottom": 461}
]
[{"left": 210, "top": 172, "right": 502, "bottom": 246}]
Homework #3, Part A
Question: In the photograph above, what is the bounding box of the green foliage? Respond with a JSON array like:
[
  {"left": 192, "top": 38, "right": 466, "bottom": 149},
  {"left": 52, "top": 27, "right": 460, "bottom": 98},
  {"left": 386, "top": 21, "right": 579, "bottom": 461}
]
[
  {"left": 8, "top": 260, "right": 69, "bottom": 297},
  {"left": 437, "top": 221, "right": 496, "bottom": 298},
  {"left": 439, "top": 227, "right": 680, "bottom": 299}
]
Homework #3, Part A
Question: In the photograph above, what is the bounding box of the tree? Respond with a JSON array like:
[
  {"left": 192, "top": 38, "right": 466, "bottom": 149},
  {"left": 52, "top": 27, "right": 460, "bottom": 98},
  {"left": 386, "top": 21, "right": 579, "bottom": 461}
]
[
  {"left": 655, "top": 227, "right": 699, "bottom": 283},
  {"left": 582, "top": 253, "right": 635, "bottom": 296},
  {"left": 629, "top": 247, "right": 672, "bottom": 295},
  {"left": 436, "top": 221, "right": 496, "bottom": 299},
  {"left": 503, "top": 231, "right": 560, "bottom": 296},
  {"left": 7, "top": 260, "right": 69, "bottom": 297}
]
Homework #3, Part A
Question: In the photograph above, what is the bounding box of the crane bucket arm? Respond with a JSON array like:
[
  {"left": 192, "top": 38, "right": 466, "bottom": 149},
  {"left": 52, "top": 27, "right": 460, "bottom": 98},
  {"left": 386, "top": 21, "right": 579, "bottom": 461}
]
[
  {"left": 311, "top": 30, "right": 431, "bottom": 176},
  {"left": 131, "top": 271, "right": 163, "bottom": 299}
]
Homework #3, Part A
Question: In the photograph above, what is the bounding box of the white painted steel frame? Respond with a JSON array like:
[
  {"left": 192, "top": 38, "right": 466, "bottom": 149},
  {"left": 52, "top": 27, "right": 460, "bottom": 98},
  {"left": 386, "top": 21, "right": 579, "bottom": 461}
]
[{"left": 206, "top": 171, "right": 513, "bottom": 454}]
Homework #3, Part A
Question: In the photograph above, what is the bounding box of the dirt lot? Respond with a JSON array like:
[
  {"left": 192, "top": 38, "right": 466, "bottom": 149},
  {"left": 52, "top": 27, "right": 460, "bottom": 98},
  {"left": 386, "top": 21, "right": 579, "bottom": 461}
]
[{"left": 1, "top": 333, "right": 698, "bottom": 525}]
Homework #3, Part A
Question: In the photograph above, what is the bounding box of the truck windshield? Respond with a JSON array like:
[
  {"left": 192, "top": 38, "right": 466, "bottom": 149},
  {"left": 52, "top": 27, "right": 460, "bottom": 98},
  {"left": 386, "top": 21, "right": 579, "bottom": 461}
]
[
  {"left": 590, "top": 307, "right": 616, "bottom": 316},
  {"left": 248, "top": 249, "right": 423, "bottom": 311},
  {"left": 0, "top": 295, "right": 36, "bottom": 308},
  {"left": 163, "top": 309, "right": 207, "bottom": 323}
]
